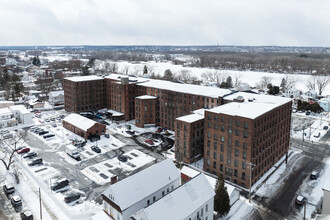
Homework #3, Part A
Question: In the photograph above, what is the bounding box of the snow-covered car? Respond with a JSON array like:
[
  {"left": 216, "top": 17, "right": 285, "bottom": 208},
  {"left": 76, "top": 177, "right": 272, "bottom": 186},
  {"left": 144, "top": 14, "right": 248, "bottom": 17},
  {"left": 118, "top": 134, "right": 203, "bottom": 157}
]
[
  {"left": 310, "top": 171, "right": 319, "bottom": 180},
  {"left": 11, "top": 195, "right": 22, "bottom": 208},
  {"left": 23, "top": 152, "right": 38, "bottom": 159},
  {"left": 91, "top": 145, "right": 101, "bottom": 153},
  {"left": 64, "top": 193, "right": 80, "bottom": 204},
  {"left": 20, "top": 210, "right": 34, "bottom": 220},
  {"left": 3, "top": 184, "right": 15, "bottom": 196},
  {"left": 118, "top": 155, "right": 128, "bottom": 162},
  {"left": 295, "top": 195, "right": 306, "bottom": 206}
]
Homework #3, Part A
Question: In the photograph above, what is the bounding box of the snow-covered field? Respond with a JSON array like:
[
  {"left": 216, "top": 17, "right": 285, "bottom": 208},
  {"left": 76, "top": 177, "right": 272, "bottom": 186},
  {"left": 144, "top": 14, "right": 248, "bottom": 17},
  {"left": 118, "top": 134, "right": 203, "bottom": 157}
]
[{"left": 106, "top": 61, "right": 330, "bottom": 96}]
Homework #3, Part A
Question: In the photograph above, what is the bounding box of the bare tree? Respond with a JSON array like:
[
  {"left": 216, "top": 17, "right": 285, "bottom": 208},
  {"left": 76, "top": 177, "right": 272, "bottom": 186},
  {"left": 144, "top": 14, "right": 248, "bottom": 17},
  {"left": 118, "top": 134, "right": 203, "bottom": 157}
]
[
  {"left": 306, "top": 76, "right": 316, "bottom": 91},
  {"left": 315, "top": 75, "right": 330, "bottom": 95},
  {"left": 201, "top": 70, "right": 227, "bottom": 84},
  {"left": 177, "top": 70, "right": 193, "bottom": 83},
  {"left": 233, "top": 73, "right": 243, "bottom": 87},
  {"left": 257, "top": 76, "right": 272, "bottom": 89},
  {"left": 119, "top": 65, "right": 130, "bottom": 75},
  {"left": 0, "top": 130, "right": 28, "bottom": 171}
]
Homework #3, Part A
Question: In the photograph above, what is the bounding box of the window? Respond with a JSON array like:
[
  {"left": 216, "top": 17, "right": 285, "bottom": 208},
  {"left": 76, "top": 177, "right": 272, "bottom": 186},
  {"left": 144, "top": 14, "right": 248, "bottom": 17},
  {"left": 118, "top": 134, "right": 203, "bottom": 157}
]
[
  {"left": 207, "top": 140, "right": 210, "bottom": 147},
  {"left": 221, "top": 136, "right": 225, "bottom": 142},
  {"left": 221, "top": 144, "right": 224, "bottom": 152},
  {"left": 201, "top": 208, "right": 204, "bottom": 216},
  {"left": 235, "top": 149, "right": 239, "bottom": 157},
  {"left": 206, "top": 204, "right": 209, "bottom": 212},
  {"left": 243, "top": 142, "right": 247, "bottom": 149},
  {"left": 244, "top": 122, "right": 248, "bottom": 129},
  {"left": 234, "top": 159, "right": 238, "bottom": 167},
  {"left": 234, "top": 169, "right": 238, "bottom": 177},
  {"left": 214, "top": 115, "right": 218, "bottom": 121},
  {"left": 153, "top": 196, "right": 156, "bottom": 202},
  {"left": 244, "top": 131, "right": 248, "bottom": 138},
  {"left": 243, "top": 151, "right": 247, "bottom": 159},
  {"left": 213, "top": 152, "right": 217, "bottom": 159},
  {"left": 208, "top": 114, "right": 211, "bottom": 120},
  {"left": 235, "top": 140, "right": 239, "bottom": 147},
  {"left": 213, "top": 161, "right": 216, "bottom": 168},
  {"left": 208, "top": 122, "right": 211, "bottom": 128},
  {"left": 207, "top": 132, "right": 211, "bottom": 138},
  {"left": 235, "top": 129, "right": 240, "bottom": 136},
  {"left": 227, "top": 157, "right": 231, "bottom": 165},
  {"left": 147, "top": 200, "right": 150, "bottom": 205},
  {"left": 236, "top": 120, "right": 240, "bottom": 127},
  {"left": 221, "top": 117, "right": 224, "bottom": 122},
  {"left": 214, "top": 142, "right": 217, "bottom": 150},
  {"left": 207, "top": 150, "right": 210, "bottom": 156},
  {"left": 214, "top": 134, "right": 217, "bottom": 141},
  {"left": 167, "top": 188, "right": 169, "bottom": 193},
  {"left": 242, "top": 162, "right": 246, "bottom": 169},
  {"left": 220, "top": 154, "right": 224, "bottom": 162},
  {"left": 220, "top": 164, "right": 223, "bottom": 171},
  {"left": 242, "top": 172, "right": 246, "bottom": 180},
  {"left": 221, "top": 125, "right": 225, "bottom": 131},
  {"left": 214, "top": 124, "right": 218, "bottom": 130}
]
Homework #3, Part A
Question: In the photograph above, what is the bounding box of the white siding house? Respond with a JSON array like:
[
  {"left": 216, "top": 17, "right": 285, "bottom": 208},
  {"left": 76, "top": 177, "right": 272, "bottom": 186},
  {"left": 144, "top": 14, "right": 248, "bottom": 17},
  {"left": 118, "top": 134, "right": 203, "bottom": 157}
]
[
  {"left": 49, "top": 90, "right": 64, "bottom": 106},
  {"left": 285, "top": 87, "right": 301, "bottom": 99},
  {"left": 318, "top": 98, "right": 330, "bottom": 112},
  {"left": 0, "top": 108, "right": 15, "bottom": 128},
  {"left": 101, "top": 159, "right": 180, "bottom": 220},
  {"left": 9, "top": 105, "right": 33, "bottom": 125},
  {"left": 322, "top": 181, "right": 330, "bottom": 215},
  {"left": 131, "top": 173, "right": 215, "bottom": 220}
]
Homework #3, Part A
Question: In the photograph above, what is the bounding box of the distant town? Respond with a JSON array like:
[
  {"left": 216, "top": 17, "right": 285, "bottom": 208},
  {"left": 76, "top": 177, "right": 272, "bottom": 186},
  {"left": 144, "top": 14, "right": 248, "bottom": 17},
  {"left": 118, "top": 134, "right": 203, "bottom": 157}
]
[{"left": 0, "top": 46, "right": 330, "bottom": 220}]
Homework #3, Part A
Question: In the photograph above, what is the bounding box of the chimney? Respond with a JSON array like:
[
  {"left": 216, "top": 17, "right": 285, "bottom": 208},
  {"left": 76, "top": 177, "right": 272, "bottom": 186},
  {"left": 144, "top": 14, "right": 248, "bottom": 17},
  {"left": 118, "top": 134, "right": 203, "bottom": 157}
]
[{"left": 111, "top": 175, "right": 118, "bottom": 184}]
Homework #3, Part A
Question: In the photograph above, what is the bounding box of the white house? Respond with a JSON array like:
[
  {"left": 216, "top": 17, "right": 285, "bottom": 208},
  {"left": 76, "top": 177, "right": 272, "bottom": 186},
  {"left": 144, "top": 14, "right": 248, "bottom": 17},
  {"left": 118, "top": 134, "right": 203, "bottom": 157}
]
[
  {"left": 131, "top": 173, "right": 215, "bottom": 220},
  {"left": 101, "top": 159, "right": 180, "bottom": 220},
  {"left": 318, "top": 98, "right": 330, "bottom": 112},
  {"left": 49, "top": 90, "right": 64, "bottom": 106},
  {"left": 9, "top": 105, "right": 33, "bottom": 125},
  {"left": 285, "top": 87, "right": 301, "bottom": 99},
  {"left": 304, "top": 90, "right": 318, "bottom": 100},
  {"left": 181, "top": 165, "right": 240, "bottom": 206},
  {"left": 0, "top": 108, "right": 15, "bottom": 128},
  {"left": 322, "top": 181, "right": 330, "bottom": 215}
]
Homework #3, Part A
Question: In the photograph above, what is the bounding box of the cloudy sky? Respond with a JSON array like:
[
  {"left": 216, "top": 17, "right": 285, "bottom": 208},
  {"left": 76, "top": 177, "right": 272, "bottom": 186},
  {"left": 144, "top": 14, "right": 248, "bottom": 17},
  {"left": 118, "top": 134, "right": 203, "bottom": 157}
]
[{"left": 0, "top": 0, "right": 329, "bottom": 46}]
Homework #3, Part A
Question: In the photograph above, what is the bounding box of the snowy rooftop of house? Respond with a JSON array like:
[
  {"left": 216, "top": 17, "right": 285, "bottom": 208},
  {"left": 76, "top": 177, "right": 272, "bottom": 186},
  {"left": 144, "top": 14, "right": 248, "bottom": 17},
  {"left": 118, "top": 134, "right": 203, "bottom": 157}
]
[
  {"left": 102, "top": 159, "right": 180, "bottom": 211},
  {"left": 133, "top": 173, "right": 215, "bottom": 220},
  {"left": 319, "top": 97, "right": 330, "bottom": 103},
  {"left": 106, "top": 74, "right": 232, "bottom": 98},
  {"left": 180, "top": 165, "right": 236, "bottom": 196},
  {"left": 9, "top": 105, "right": 31, "bottom": 114},
  {"left": 65, "top": 75, "right": 103, "bottom": 82},
  {"left": 0, "top": 101, "right": 14, "bottom": 105},
  {"left": 49, "top": 90, "right": 64, "bottom": 97},
  {"left": 223, "top": 92, "right": 292, "bottom": 106},
  {"left": 0, "top": 107, "right": 12, "bottom": 116},
  {"left": 63, "top": 113, "right": 96, "bottom": 131},
  {"left": 176, "top": 113, "right": 204, "bottom": 123},
  {"left": 136, "top": 95, "right": 157, "bottom": 100},
  {"left": 208, "top": 102, "right": 282, "bottom": 119}
]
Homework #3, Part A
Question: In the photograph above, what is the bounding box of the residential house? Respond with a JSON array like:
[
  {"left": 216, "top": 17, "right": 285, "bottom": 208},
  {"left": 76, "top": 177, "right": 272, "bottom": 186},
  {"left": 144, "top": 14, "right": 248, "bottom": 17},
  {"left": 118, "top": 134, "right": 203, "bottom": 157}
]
[
  {"left": 131, "top": 173, "right": 215, "bottom": 220},
  {"left": 285, "top": 87, "right": 301, "bottom": 99},
  {"left": 9, "top": 105, "right": 33, "bottom": 125},
  {"left": 49, "top": 90, "right": 64, "bottom": 106},
  {"left": 101, "top": 159, "right": 180, "bottom": 220},
  {"left": 0, "top": 108, "right": 15, "bottom": 128},
  {"left": 318, "top": 98, "right": 330, "bottom": 112}
]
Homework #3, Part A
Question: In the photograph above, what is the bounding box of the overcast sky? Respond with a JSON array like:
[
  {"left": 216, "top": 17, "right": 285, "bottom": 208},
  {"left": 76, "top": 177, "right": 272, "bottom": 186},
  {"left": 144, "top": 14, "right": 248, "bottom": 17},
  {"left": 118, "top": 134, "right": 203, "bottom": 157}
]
[{"left": 0, "top": 0, "right": 329, "bottom": 46}]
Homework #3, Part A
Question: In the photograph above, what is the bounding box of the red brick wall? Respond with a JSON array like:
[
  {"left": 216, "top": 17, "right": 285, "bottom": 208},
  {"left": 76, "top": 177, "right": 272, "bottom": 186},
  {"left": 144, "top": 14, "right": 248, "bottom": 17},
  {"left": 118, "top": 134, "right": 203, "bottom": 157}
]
[{"left": 135, "top": 97, "right": 157, "bottom": 128}]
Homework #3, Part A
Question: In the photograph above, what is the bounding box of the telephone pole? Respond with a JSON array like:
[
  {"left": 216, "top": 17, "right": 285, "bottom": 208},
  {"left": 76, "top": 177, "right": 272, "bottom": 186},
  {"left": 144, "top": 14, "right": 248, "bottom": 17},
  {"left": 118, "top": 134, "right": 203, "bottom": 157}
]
[{"left": 248, "top": 162, "right": 255, "bottom": 203}]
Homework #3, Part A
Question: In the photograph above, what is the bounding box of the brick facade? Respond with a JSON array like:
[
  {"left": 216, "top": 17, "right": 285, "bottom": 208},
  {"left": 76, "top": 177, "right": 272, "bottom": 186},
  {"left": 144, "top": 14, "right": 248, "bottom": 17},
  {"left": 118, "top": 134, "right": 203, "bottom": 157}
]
[
  {"left": 135, "top": 95, "right": 157, "bottom": 128},
  {"left": 62, "top": 120, "right": 106, "bottom": 139}
]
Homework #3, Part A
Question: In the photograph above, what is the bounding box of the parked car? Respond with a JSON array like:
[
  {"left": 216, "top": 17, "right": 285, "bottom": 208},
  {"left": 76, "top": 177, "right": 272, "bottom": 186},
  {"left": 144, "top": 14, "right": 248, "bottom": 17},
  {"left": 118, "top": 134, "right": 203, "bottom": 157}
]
[
  {"left": 28, "top": 158, "right": 43, "bottom": 166},
  {"left": 23, "top": 152, "right": 38, "bottom": 159},
  {"left": 104, "top": 133, "right": 110, "bottom": 138},
  {"left": 295, "top": 195, "right": 307, "bottom": 206},
  {"left": 305, "top": 111, "right": 311, "bottom": 116},
  {"left": 3, "top": 133, "right": 13, "bottom": 139},
  {"left": 17, "top": 147, "right": 30, "bottom": 154},
  {"left": 51, "top": 123, "right": 57, "bottom": 127},
  {"left": 145, "top": 139, "right": 154, "bottom": 145},
  {"left": 51, "top": 179, "right": 69, "bottom": 191},
  {"left": 45, "top": 118, "right": 50, "bottom": 122},
  {"left": 11, "top": 195, "right": 22, "bottom": 208},
  {"left": 91, "top": 146, "right": 101, "bottom": 153},
  {"left": 20, "top": 210, "right": 34, "bottom": 220},
  {"left": 64, "top": 193, "right": 80, "bottom": 203},
  {"left": 38, "top": 131, "right": 49, "bottom": 136},
  {"left": 118, "top": 155, "right": 128, "bottom": 162},
  {"left": 50, "top": 117, "right": 55, "bottom": 121},
  {"left": 16, "top": 146, "right": 27, "bottom": 152},
  {"left": 3, "top": 184, "right": 15, "bottom": 195},
  {"left": 43, "top": 134, "right": 55, "bottom": 139},
  {"left": 310, "top": 171, "right": 319, "bottom": 180},
  {"left": 156, "top": 128, "right": 163, "bottom": 133},
  {"left": 323, "top": 126, "right": 329, "bottom": 130},
  {"left": 126, "top": 130, "right": 135, "bottom": 135},
  {"left": 313, "top": 132, "right": 321, "bottom": 138}
]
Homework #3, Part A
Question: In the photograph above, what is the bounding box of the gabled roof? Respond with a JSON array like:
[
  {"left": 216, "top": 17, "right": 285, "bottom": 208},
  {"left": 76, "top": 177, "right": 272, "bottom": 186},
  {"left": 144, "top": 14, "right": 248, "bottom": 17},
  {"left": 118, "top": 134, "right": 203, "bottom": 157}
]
[
  {"left": 133, "top": 173, "right": 215, "bottom": 220},
  {"left": 63, "top": 113, "right": 96, "bottom": 131},
  {"left": 102, "top": 159, "right": 180, "bottom": 211}
]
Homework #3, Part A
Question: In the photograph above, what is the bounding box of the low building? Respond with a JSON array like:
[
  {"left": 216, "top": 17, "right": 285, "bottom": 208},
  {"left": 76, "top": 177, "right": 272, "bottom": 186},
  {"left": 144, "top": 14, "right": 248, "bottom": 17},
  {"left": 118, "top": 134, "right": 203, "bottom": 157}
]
[
  {"left": 318, "top": 98, "right": 330, "bottom": 112},
  {"left": 9, "top": 105, "right": 33, "bottom": 125},
  {"left": 131, "top": 173, "right": 215, "bottom": 220},
  {"left": 285, "top": 87, "right": 301, "bottom": 99},
  {"left": 135, "top": 95, "right": 157, "bottom": 128},
  {"left": 101, "top": 159, "right": 180, "bottom": 220},
  {"left": 62, "top": 113, "right": 106, "bottom": 139},
  {"left": 49, "top": 90, "right": 64, "bottom": 106},
  {"left": 27, "top": 99, "right": 44, "bottom": 109},
  {"left": 0, "top": 108, "right": 15, "bottom": 128},
  {"left": 322, "top": 181, "right": 330, "bottom": 215},
  {"left": 180, "top": 165, "right": 240, "bottom": 207}
]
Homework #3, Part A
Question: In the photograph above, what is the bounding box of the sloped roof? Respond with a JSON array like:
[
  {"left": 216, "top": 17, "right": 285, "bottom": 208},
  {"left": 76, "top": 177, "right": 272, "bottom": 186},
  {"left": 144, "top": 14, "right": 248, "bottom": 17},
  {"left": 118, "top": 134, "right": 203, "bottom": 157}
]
[
  {"left": 102, "top": 159, "right": 180, "bottom": 211},
  {"left": 133, "top": 173, "right": 215, "bottom": 220}
]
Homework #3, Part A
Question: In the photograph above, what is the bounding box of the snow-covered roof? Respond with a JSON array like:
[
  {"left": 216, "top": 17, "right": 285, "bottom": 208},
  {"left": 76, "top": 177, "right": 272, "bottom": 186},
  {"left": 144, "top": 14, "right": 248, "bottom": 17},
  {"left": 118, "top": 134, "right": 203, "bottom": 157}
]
[
  {"left": 65, "top": 75, "right": 103, "bottom": 82},
  {"left": 319, "top": 97, "right": 330, "bottom": 103},
  {"left": 9, "top": 105, "right": 31, "bottom": 114},
  {"left": 102, "top": 159, "right": 180, "bottom": 211},
  {"left": 49, "top": 90, "right": 64, "bottom": 97},
  {"left": 136, "top": 95, "right": 157, "bottom": 100},
  {"left": 63, "top": 113, "right": 96, "bottom": 131},
  {"left": 0, "top": 107, "right": 12, "bottom": 116},
  {"left": 133, "top": 173, "right": 214, "bottom": 220},
  {"left": 192, "top": 108, "right": 206, "bottom": 116},
  {"left": 207, "top": 102, "right": 282, "bottom": 119},
  {"left": 107, "top": 109, "right": 124, "bottom": 117},
  {"left": 176, "top": 113, "right": 204, "bottom": 123},
  {"left": 223, "top": 92, "right": 292, "bottom": 105},
  {"left": 0, "top": 101, "right": 14, "bottom": 105},
  {"left": 106, "top": 74, "right": 232, "bottom": 98}
]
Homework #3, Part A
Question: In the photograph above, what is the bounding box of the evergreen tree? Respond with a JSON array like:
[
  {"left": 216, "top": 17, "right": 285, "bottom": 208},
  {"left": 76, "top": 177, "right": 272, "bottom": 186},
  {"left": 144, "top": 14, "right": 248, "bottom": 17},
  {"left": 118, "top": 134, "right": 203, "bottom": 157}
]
[
  {"left": 163, "top": 69, "right": 175, "bottom": 81},
  {"left": 143, "top": 65, "right": 148, "bottom": 75},
  {"left": 226, "top": 76, "right": 233, "bottom": 88},
  {"left": 32, "top": 55, "right": 41, "bottom": 66},
  {"left": 214, "top": 175, "right": 230, "bottom": 216},
  {"left": 280, "top": 77, "right": 286, "bottom": 91}
]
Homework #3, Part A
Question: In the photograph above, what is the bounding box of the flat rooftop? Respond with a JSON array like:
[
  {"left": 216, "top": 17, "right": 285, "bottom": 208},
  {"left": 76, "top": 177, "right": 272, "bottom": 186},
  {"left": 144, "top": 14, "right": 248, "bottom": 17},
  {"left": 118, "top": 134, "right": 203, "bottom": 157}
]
[
  {"left": 65, "top": 75, "right": 103, "bottom": 82},
  {"left": 136, "top": 95, "right": 157, "bottom": 100},
  {"left": 224, "top": 92, "right": 292, "bottom": 105},
  {"left": 176, "top": 113, "right": 204, "bottom": 123}
]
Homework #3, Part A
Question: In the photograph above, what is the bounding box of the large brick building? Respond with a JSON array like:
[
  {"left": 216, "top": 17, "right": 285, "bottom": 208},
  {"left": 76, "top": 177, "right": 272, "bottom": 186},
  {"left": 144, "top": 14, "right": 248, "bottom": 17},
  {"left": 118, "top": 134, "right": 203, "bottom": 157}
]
[{"left": 63, "top": 74, "right": 231, "bottom": 130}]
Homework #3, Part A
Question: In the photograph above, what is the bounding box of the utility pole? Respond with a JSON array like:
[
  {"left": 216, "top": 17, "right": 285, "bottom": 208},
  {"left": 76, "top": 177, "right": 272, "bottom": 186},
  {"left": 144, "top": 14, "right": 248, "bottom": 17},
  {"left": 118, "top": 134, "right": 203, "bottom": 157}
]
[
  {"left": 248, "top": 162, "right": 255, "bottom": 203},
  {"left": 302, "top": 126, "right": 305, "bottom": 142},
  {"left": 39, "top": 187, "right": 42, "bottom": 220},
  {"left": 303, "top": 199, "right": 307, "bottom": 220}
]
